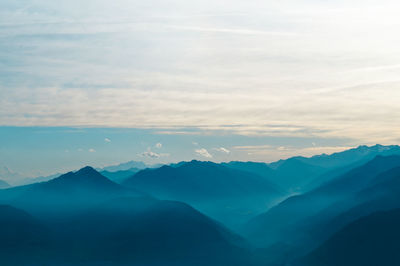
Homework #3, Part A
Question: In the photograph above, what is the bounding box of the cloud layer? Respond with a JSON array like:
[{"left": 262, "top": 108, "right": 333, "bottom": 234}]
[{"left": 1, "top": 0, "right": 400, "bottom": 144}]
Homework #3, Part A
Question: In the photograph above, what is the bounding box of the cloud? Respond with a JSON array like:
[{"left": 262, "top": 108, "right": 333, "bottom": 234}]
[
  {"left": 140, "top": 147, "right": 170, "bottom": 159},
  {"left": 192, "top": 142, "right": 199, "bottom": 146},
  {"left": 195, "top": 148, "right": 212, "bottom": 158},
  {"left": 2, "top": 0, "right": 400, "bottom": 145},
  {"left": 104, "top": 138, "right": 111, "bottom": 143},
  {"left": 88, "top": 148, "right": 96, "bottom": 153},
  {"left": 141, "top": 150, "right": 160, "bottom": 159},
  {"left": 233, "top": 144, "right": 354, "bottom": 161},
  {"left": 155, "top": 143, "right": 162, "bottom": 149},
  {"left": 167, "top": 25, "right": 297, "bottom": 37},
  {"left": 213, "top": 147, "right": 230, "bottom": 154}
]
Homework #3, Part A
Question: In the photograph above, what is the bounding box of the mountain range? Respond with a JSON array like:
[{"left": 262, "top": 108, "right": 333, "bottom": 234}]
[
  {"left": 3, "top": 144, "right": 400, "bottom": 265},
  {"left": 123, "top": 160, "right": 284, "bottom": 228}
]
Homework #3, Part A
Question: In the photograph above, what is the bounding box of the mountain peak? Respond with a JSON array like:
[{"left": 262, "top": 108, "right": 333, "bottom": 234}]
[
  {"left": 49, "top": 166, "right": 120, "bottom": 190},
  {"left": 76, "top": 166, "right": 98, "bottom": 175}
]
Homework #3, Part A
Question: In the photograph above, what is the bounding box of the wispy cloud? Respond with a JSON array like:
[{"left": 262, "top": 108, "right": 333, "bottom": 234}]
[
  {"left": 195, "top": 148, "right": 212, "bottom": 159},
  {"left": 104, "top": 138, "right": 111, "bottom": 143},
  {"left": 167, "top": 25, "right": 297, "bottom": 36},
  {"left": 155, "top": 142, "right": 162, "bottom": 149},
  {"left": 213, "top": 147, "right": 230, "bottom": 154},
  {"left": 2, "top": 0, "right": 400, "bottom": 146},
  {"left": 141, "top": 150, "right": 160, "bottom": 159},
  {"left": 140, "top": 147, "right": 169, "bottom": 159},
  {"left": 89, "top": 148, "right": 96, "bottom": 153}
]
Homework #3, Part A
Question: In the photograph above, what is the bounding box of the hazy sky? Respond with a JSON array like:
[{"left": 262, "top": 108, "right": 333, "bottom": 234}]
[{"left": 1, "top": 0, "right": 400, "bottom": 175}]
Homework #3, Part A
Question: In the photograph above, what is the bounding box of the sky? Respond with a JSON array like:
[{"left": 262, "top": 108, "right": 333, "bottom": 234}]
[{"left": 1, "top": 0, "right": 400, "bottom": 176}]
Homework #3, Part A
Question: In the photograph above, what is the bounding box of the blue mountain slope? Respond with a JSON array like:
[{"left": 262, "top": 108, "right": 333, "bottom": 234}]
[
  {"left": 300, "top": 208, "right": 400, "bottom": 266},
  {"left": 242, "top": 155, "right": 400, "bottom": 247},
  {"left": 100, "top": 168, "right": 140, "bottom": 183},
  {"left": 0, "top": 166, "right": 143, "bottom": 217},
  {"left": 123, "top": 160, "right": 284, "bottom": 229}
]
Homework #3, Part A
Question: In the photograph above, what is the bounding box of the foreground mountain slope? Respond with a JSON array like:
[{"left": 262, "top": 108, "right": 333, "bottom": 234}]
[
  {"left": 56, "top": 197, "right": 254, "bottom": 266},
  {"left": 0, "top": 205, "right": 51, "bottom": 265},
  {"left": 243, "top": 155, "right": 400, "bottom": 247},
  {"left": 307, "top": 166, "right": 400, "bottom": 244},
  {"left": 300, "top": 209, "right": 400, "bottom": 266},
  {"left": 0, "top": 198, "right": 257, "bottom": 266},
  {"left": 123, "top": 160, "right": 284, "bottom": 228}
]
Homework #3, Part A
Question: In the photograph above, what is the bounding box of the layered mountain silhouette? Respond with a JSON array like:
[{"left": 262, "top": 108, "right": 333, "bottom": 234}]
[
  {"left": 300, "top": 209, "right": 400, "bottom": 266},
  {"left": 123, "top": 160, "right": 284, "bottom": 228},
  {"left": 223, "top": 145, "right": 400, "bottom": 193},
  {"left": 0, "top": 166, "right": 142, "bottom": 217},
  {"left": 242, "top": 155, "right": 400, "bottom": 247},
  {"left": 0, "top": 167, "right": 258, "bottom": 266},
  {"left": 0, "top": 205, "right": 51, "bottom": 265},
  {"left": 4, "top": 144, "right": 400, "bottom": 265},
  {"left": 54, "top": 197, "right": 253, "bottom": 266},
  {"left": 100, "top": 167, "right": 140, "bottom": 183},
  {"left": 99, "top": 160, "right": 148, "bottom": 172}
]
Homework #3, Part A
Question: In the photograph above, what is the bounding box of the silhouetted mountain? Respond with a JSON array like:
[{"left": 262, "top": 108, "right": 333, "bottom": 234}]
[
  {"left": 243, "top": 155, "right": 400, "bottom": 247},
  {"left": 271, "top": 157, "right": 326, "bottom": 192},
  {"left": 0, "top": 166, "right": 142, "bottom": 217},
  {"left": 53, "top": 196, "right": 254, "bottom": 266},
  {"left": 18, "top": 173, "right": 61, "bottom": 186},
  {"left": 297, "top": 144, "right": 400, "bottom": 168},
  {"left": 300, "top": 209, "right": 400, "bottom": 266},
  {"left": 0, "top": 205, "right": 51, "bottom": 265},
  {"left": 307, "top": 166, "right": 400, "bottom": 244},
  {"left": 100, "top": 167, "right": 140, "bottom": 183},
  {"left": 0, "top": 197, "right": 257, "bottom": 266},
  {"left": 100, "top": 160, "right": 148, "bottom": 172},
  {"left": 222, "top": 161, "right": 276, "bottom": 179},
  {"left": 123, "top": 160, "right": 284, "bottom": 228},
  {"left": 0, "top": 179, "right": 9, "bottom": 189},
  {"left": 268, "top": 144, "right": 400, "bottom": 192}
]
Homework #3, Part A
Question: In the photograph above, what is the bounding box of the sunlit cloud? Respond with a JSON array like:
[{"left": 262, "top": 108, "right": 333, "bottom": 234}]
[
  {"left": 155, "top": 143, "right": 162, "bottom": 149},
  {"left": 141, "top": 150, "right": 160, "bottom": 159},
  {"left": 195, "top": 148, "right": 213, "bottom": 159},
  {"left": 1, "top": 0, "right": 400, "bottom": 146},
  {"left": 213, "top": 147, "right": 230, "bottom": 154}
]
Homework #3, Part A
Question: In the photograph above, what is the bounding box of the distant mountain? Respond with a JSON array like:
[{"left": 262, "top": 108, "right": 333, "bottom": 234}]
[
  {"left": 0, "top": 166, "right": 142, "bottom": 217},
  {"left": 100, "top": 167, "right": 140, "bottom": 183},
  {"left": 300, "top": 209, "right": 400, "bottom": 266},
  {"left": 268, "top": 144, "right": 400, "bottom": 192},
  {"left": 0, "top": 179, "right": 9, "bottom": 189},
  {"left": 242, "top": 155, "right": 400, "bottom": 247},
  {"left": 222, "top": 145, "right": 400, "bottom": 194},
  {"left": 222, "top": 161, "right": 278, "bottom": 184},
  {"left": 0, "top": 166, "right": 24, "bottom": 185},
  {"left": 123, "top": 160, "right": 284, "bottom": 228},
  {"left": 18, "top": 173, "right": 61, "bottom": 186},
  {"left": 100, "top": 160, "right": 148, "bottom": 172},
  {"left": 271, "top": 144, "right": 400, "bottom": 169},
  {"left": 272, "top": 157, "right": 326, "bottom": 192}
]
